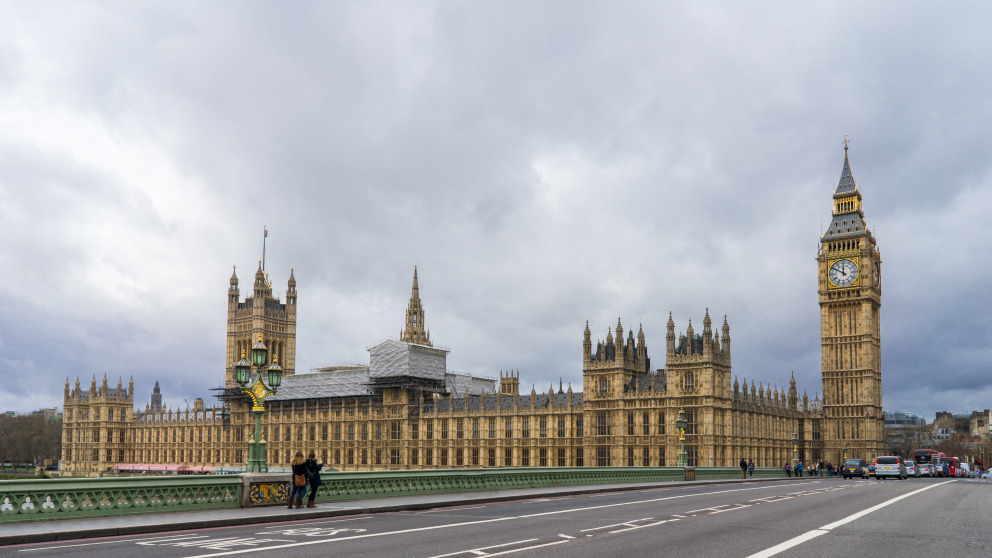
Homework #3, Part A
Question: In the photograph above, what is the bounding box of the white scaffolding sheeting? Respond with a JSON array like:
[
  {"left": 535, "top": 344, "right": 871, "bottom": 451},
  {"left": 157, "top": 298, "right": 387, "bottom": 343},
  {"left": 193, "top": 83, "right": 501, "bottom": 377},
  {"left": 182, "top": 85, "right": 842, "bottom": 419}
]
[{"left": 368, "top": 339, "right": 447, "bottom": 381}]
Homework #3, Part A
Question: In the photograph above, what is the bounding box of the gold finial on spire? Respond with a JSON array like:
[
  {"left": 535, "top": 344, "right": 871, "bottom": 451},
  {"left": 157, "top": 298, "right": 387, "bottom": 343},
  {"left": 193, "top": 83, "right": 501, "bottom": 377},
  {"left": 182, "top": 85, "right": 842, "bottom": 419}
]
[{"left": 844, "top": 133, "right": 849, "bottom": 152}]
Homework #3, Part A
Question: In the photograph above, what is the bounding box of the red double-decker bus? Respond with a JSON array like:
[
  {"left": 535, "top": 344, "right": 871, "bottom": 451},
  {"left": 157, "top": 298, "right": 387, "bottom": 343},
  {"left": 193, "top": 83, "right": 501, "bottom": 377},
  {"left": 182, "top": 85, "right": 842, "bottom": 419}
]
[
  {"left": 938, "top": 456, "right": 960, "bottom": 477},
  {"left": 914, "top": 449, "right": 942, "bottom": 465}
]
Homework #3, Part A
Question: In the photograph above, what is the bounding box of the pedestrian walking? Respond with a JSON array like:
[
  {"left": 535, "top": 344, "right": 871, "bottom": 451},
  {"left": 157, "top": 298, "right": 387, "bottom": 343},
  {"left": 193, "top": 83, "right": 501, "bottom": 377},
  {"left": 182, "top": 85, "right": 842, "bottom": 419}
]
[
  {"left": 290, "top": 450, "right": 308, "bottom": 509},
  {"left": 785, "top": 462, "right": 791, "bottom": 477},
  {"left": 747, "top": 458, "right": 755, "bottom": 479},
  {"left": 304, "top": 451, "right": 323, "bottom": 508},
  {"left": 740, "top": 457, "right": 747, "bottom": 479},
  {"left": 796, "top": 461, "right": 803, "bottom": 477}
]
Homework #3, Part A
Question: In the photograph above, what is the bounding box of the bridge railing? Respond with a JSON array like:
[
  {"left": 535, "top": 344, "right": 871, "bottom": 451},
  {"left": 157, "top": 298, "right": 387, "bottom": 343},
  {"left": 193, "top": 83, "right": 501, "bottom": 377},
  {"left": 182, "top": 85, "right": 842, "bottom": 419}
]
[
  {"left": 0, "top": 476, "right": 241, "bottom": 524},
  {"left": 2, "top": 466, "right": 788, "bottom": 523}
]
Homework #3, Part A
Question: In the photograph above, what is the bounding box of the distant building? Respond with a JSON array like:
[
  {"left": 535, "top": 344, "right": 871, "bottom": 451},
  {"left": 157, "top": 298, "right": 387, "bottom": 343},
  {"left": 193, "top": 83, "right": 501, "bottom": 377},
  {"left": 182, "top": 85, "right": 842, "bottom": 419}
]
[{"left": 61, "top": 145, "right": 882, "bottom": 473}]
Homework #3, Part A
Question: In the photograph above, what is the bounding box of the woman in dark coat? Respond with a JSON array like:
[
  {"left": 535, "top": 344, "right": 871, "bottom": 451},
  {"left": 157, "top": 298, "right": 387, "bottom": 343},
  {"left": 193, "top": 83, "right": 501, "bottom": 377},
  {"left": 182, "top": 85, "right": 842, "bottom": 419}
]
[
  {"left": 304, "top": 451, "right": 324, "bottom": 508},
  {"left": 290, "top": 450, "right": 307, "bottom": 509}
]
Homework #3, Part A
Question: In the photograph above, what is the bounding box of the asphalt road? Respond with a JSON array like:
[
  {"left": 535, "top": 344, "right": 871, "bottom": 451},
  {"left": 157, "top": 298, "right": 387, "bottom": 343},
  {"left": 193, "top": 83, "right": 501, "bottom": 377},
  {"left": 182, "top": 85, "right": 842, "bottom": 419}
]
[{"left": 5, "top": 477, "right": 990, "bottom": 557}]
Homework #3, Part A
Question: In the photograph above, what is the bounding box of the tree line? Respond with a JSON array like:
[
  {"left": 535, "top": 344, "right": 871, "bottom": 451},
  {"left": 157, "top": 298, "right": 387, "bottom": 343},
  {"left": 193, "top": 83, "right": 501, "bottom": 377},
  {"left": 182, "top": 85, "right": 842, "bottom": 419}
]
[{"left": 0, "top": 414, "right": 62, "bottom": 467}]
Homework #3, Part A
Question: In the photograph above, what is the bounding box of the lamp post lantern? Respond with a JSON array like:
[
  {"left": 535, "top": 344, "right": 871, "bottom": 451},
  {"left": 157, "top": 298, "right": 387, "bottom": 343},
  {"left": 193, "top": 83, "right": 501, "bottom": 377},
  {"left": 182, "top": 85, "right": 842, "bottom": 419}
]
[
  {"left": 842, "top": 443, "right": 848, "bottom": 463},
  {"left": 676, "top": 408, "right": 688, "bottom": 467},
  {"left": 235, "top": 334, "right": 282, "bottom": 472},
  {"left": 791, "top": 432, "right": 799, "bottom": 468}
]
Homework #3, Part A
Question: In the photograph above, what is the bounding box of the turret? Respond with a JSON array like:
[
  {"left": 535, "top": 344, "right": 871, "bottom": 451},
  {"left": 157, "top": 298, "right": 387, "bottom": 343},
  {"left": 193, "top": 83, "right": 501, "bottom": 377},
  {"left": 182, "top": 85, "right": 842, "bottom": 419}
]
[
  {"left": 229, "top": 266, "right": 239, "bottom": 306},
  {"left": 666, "top": 312, "right": 676, "bottom": 356},
  {"left": 583, "top": 321, "right": 592, "bottom": 362},
  {"left": 788, "top": 371, "right": 798, "bottom": 411},
  {"left": 721, "top": 315, "right": 731, "bottom": 354},
  {"left": 64, "top": 378, "right": 70, "bottom": 399},
  {"left": 702, "top": 309, "right": 713, "bottom": 356},
  {"left": 287, "top": 267, "right": 297, "bottom": 306},
  {"left": 637, "top": 323, "right": 647, "bottom": 362},
  {"left": 685, "top": 320, "right": 695, "bottom": 355},
  {"left": 615, "top": 319, "right": 624, "bottom": 363}
]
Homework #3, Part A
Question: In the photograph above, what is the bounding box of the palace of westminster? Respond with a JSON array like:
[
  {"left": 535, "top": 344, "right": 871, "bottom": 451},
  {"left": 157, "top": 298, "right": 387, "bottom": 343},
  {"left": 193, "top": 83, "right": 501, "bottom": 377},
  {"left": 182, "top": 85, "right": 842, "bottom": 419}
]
[{"left": 61, "top": 146, "right": 885, "bottom": 474}]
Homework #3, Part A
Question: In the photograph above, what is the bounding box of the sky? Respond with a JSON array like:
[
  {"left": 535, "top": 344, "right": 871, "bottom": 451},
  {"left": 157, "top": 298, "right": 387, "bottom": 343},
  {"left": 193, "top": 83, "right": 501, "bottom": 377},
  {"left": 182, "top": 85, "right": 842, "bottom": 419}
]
[{"left": 1, "top": 1, "right": 990, "bottom": 421}]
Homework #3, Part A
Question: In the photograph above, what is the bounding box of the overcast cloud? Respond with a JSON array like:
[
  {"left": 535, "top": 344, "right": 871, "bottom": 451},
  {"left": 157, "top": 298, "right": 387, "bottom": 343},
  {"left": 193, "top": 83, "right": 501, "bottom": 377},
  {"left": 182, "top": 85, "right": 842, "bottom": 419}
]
[{"left": 1, "top": 1, "right": 990, "bottom": 421}]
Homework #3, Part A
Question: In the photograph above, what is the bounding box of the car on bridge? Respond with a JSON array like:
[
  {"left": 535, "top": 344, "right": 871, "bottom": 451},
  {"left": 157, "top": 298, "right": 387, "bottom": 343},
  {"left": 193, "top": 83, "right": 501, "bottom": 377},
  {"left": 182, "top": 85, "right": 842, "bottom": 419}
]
[
  {"left": 874, "top": 456, "right": 907, "bottom": 480},
  {"left": 841, "top": 458, "right": 868, "bottom": 479}
]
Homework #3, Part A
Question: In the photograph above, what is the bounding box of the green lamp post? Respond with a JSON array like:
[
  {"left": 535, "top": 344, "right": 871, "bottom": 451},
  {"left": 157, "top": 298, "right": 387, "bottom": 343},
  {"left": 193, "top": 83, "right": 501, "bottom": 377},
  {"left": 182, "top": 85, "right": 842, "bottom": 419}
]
[
  {"left": 791, "top": 432, "right": 799, "bottom": 468},
  {"left": 676, "top": 408, "right": 688, "bottom": 467},
  {"left": 235, "top": 333, "right": 282, "bottom": 472}
]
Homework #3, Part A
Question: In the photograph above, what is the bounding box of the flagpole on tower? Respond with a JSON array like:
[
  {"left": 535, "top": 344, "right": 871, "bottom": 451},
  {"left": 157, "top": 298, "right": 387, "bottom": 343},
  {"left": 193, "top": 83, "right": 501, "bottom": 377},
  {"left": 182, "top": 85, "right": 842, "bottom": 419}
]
[{"left": 262, "top": 226, "right": 268, "bottom": 271}]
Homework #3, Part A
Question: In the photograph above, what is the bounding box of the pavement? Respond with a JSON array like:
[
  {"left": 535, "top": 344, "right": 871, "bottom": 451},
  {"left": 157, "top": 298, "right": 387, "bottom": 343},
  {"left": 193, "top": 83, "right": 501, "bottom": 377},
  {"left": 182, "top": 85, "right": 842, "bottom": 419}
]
[{"left": 0, "top": 475, "right": 815, "bottom": 546}]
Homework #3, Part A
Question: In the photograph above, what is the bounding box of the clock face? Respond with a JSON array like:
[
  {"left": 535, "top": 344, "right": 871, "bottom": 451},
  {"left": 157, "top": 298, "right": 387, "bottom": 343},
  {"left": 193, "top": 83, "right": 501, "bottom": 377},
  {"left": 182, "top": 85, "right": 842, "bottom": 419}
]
[
  {"left": 874, "top": 262, "right": 880, "bottom": 287},
  {"left": 829, "top": 259, "right": 858, "bottom": 287}
]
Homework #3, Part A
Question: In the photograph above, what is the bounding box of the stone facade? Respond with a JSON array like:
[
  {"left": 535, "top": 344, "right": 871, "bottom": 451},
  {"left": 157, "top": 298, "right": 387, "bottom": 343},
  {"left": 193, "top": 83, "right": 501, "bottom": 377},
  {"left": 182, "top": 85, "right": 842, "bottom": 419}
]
[{"left": 62, "top": 146, "right": 883, "bottom": 474}]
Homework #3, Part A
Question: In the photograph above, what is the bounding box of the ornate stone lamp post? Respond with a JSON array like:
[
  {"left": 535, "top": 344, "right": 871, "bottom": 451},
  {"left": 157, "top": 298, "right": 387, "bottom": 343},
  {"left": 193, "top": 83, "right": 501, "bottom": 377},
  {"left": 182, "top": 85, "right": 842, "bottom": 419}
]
[
  {"left": 842, "top": 443, "right": 848, "bottom": 462},
  {"left": 791, "top": 432, "right": 799, "bottom": 468},
  {"left": 235, "top": 334, "right": 282, "bottom": 472},
  {"left": 676, "top": 408, "right": 688, "bottom": 467}
]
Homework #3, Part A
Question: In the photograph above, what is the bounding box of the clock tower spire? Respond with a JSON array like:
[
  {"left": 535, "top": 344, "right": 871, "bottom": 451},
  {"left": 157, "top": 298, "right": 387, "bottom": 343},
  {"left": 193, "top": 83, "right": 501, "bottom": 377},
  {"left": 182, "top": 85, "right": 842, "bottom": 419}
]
[{"left": 817, "top": 140, "right": 883, "bottom": 466}]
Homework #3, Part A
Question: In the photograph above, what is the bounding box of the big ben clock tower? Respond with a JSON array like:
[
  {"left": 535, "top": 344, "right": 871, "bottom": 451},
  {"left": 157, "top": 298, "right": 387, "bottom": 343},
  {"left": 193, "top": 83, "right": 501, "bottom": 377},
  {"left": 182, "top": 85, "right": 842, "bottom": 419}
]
[{"left": 818, "top": 140, "right": 884, "bottom": 465}]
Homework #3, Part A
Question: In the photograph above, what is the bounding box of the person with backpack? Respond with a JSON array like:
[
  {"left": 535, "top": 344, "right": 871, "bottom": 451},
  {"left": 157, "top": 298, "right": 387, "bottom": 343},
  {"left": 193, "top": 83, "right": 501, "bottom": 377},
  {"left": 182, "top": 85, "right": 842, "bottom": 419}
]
[
  {"left": 304, "top": 451, "right": 324, "bottom": 508},
  {"left": 290, "top": 450, "right": 308, "bottom": 509}
]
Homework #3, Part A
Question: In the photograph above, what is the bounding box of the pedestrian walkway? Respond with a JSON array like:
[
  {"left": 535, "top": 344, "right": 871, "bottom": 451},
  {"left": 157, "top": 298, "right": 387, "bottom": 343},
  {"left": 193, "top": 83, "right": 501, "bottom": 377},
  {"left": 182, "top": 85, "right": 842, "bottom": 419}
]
[{"left": 0, "top": 476, "right": 810, "bottom": 546}]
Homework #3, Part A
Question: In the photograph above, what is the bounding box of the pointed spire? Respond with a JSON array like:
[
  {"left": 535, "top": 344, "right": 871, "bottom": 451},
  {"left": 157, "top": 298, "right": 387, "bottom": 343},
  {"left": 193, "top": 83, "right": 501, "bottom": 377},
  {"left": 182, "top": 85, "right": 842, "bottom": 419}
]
[
  {"left": 400, "top": 265, "right": 431, "bottom": 346},
  {"left": 230, "top": 265, "right": 239, "bottom": 286},
  {"left": 836, "top": 137, "right": 858, "bottom": 194}
]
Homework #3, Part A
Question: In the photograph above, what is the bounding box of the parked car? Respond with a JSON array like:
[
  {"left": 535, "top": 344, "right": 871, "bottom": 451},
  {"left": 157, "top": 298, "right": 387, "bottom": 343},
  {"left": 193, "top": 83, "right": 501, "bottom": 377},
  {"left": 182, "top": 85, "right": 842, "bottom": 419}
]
[
  {"left": 874, "top": 456, "right": 907, "bottom": 479},
  {"left": 905, "top": 460, "right": 918, "bottom": 478},
  {"left": 841, "top": 458, "right": 868, "bottom": 479}
]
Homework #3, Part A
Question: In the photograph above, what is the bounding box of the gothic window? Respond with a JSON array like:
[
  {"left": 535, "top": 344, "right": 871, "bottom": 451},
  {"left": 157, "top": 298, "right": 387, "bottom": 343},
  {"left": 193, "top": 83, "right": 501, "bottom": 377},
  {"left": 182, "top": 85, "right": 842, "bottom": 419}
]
[
  {"left": 391, "top": 448, "right": 401, "bottom": 466},
  {"left": 504, "top": 418, "right": 512, "bottom": 439},
  {"left": 411, "top": 422, "right": 419, "bottom": 440},
  {"left": 504, "top": 448, "right": 512, "bottom": 466},
  {"left": 686, "top": 410, "right": 697, "bottom": 435},
  {"left": 390, "top": 422, "right": 401, "bottom": 440},
  {"left": 599, "top": 377, "right": 608, "bottom": 394},
  {"left": 539, "top": 418, "right": 547, "bottom": 438},
  {"left": 643, "top": 413, "right": 650, "bottom": 435},
  {"left": 539, "top": 448, "right": 548, "bottom": 467},
  {"left": 456, "top": 419, "right": 464, "bottom": 439},
  {"left": 558, "top": 448, "right": 566, "bottom": 467},
  {"left": 522, "top": 418, "right": 530, "bottom": 438},
  {"left": 557, "top": 417, "right": 566, "bottom": 438},
  {"left": 489, "top": 419, "right": 496, "bottom": 439},
  {"left": 597, "top": 412, "right": 610, "bottom": 436},
  {"left": 576, "top": 418, "right": 584, "bottom": 438},
  {"left": 522, "top": 448, "right": 530, "bottom": 467},
  {"left": 627, "top": 412, "right": 635, "bottom": 436},
  {"left": 643, "top": 447, "right": 650, "bottom": 466},
  {"left": 456, "top": 448, "right": 464, "bottom": 466},
  {"left": 627, "top": 447, "right": 635, "bottom": 466},
  {"left": 441, "top": 421, "right": 449, "bottom": 439},
  {"left": 576, "top": 448, "right": 585, "bottom": 467},
  {"left": 426, "top": 421, "right": 434, "bottom": 440},
  {"left": 596, "top": 446, "right": 610, "bottom": 466},
  {"left": 411, "top": 449, "right": 419, "bottom": 465},
  {"left": 425, "top": 448, "right": 433, "bottom": 466},
  {"left": 472, "top": 419, "right": 480, "bottom": 440},
  {"left": 682, "top": 371, "right": 695, "bottom": 393},
  {"left": 472, "top": 448, "right": 480, "bottom": 466},
  {"left": 361, "top": 424, "right": 368, "bottom": 440},
  {"left": 440, "top": 448, "right": 448, "bottom": 466},
  {"left": 488, "top": 448, "right": 497, "bottom": 467}
]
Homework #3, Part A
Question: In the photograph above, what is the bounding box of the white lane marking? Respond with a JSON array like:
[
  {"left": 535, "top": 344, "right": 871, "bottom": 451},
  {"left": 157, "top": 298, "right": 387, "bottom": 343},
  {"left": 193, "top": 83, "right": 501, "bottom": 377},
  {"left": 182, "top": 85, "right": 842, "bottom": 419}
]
[
  {"left": 746, "top": 480, "right": 954, "bottom": 558},
  {"left": 418, "top": 505, "right": 488, "bottom": 514},
  {"left": 428, "top": 539, "right": 539, "bottom": 557},
  {"left": 685, "top": 504, "right": 730, "bottom": 514},
  {"left": 479, "top": 539, "right": 569, "bottom": 556},
  {"left": 17, "top": 534, "right": 208, "bottom": 552},
  {"left": 609, "top": 518, "right": 680, "bottom": 533},
  {"left": 178, "top": 484, "right": 810, "bottom": 558},
  {"left": 580, "top": 517, "right": 654, "bottom": 532},
  {"left": 559, "top": 534, "right": 575, "bottom": 539}
]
